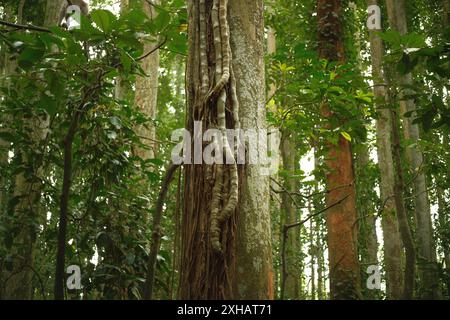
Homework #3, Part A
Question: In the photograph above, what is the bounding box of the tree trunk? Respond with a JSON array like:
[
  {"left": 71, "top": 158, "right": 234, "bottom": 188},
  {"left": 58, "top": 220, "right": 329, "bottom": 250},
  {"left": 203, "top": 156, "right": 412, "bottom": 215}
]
[
  {"left": 309, "top": 217, "right": 315, "bottom": 300},
  {"left": 316, "top": 216, "right": 325, "bottom": 300},
  {"left": 180, "top": 0, "right": 273, "bottom": 300},
  {"left": 386, "top": 0, "right": 441, "bottom": 299},
  {"left": 280, "top": 131, "right": 299, "bottom": 299},
  {"left": 134, "top": 0, "right": 159, "bottom": 161},
  {"left": 115, "top": 0, "right": 130, "bottom": 101},
  {"left": 366, "top": 0, "right": 406, "bottom": 299},
  {"left": 317, "top": 0, "right": 361, "bottom": 300},
  {"left": 355, "top": 143, "right": 380, "bottom": 299}
]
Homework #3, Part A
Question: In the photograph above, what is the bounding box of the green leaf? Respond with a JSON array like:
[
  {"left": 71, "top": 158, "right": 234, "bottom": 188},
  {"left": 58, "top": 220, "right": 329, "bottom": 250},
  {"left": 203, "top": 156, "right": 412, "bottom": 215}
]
[
  {"left": 340, "top": 131, "right": 352, "bottom": 142},
  {"left": 91, "top": 9, "right": 117, "bottom": 33}
]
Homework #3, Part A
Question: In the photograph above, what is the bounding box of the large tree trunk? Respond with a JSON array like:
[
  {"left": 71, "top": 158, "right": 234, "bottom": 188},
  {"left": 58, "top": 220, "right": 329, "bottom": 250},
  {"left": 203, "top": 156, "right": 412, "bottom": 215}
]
[
  {"left": 317, "top": 0, "right": 361, "bottom": 300},
  {"left": 386, "top": 0, "right": 441, "bottom": 299},
  {"left": 366, "top": 0, "right": 407, "bottom": 299},
  {"left": 229, "top": 0, "right": 273, "bottom": 299},
  {"left": 180, "top": 0, "right": 273, "bottom": 300}
]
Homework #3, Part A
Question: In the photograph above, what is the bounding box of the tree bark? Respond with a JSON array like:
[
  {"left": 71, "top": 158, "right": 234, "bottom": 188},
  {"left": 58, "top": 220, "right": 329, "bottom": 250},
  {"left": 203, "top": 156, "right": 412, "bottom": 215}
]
[
  {"left": 280, "top": 131, "right": 299, "bottom": 299},
  {"left": 180, "top": 0, "right": 273, "bottom": 300},
  {"left": 134, "top": 0, "right": 160, "bottom": 161},
  {"left": 317, "top": 0, "right": 361, "bottom": 300},
  {"left": 355, "top": 143, "right": 380, "bottom": 299},
  {"left": 386, "top": 0, "right": 441, "bottom": 299},
  {"left": 366, "top": 0, "right": 405, "bottom": 299}
]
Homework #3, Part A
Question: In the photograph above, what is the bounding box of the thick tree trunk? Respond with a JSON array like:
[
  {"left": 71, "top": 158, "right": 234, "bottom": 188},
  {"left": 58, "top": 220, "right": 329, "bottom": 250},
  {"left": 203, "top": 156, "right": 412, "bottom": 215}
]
[
  {"left": 280, "top": 132, "right": 299, "bottom": 299},
  {"left": 180, "top": 0, "right": 273, "bottom": 300},
  {"left": 366, "top": 0, "right": 405, "bottom": 299},
  {"left": 229, "top": 0, "right": 273, "bottom": 299},
  {"left": 317, "top": 0, "right": 361, "bottom": 300},
  {"left": 386, "top": 0, "right": 441, "bottom": 299}
]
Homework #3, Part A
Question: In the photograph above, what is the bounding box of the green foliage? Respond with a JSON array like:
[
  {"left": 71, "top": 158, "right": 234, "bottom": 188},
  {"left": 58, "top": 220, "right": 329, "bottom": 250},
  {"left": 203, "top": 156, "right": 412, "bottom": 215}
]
[{"left": 0, "top": 1, "right": 186, "bottom": 299}]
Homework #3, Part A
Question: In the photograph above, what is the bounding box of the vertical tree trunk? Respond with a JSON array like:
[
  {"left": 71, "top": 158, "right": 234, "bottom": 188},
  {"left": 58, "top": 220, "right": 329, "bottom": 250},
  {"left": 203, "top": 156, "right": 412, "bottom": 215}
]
[
  {"left": 309, "top": 217, "right": 316, "bottom": 300},
  {"left": 180, "top": 0, "right": 273, "bottom": 300},
  {"left": 280, "top": 132, "right": 299, "bottom": 299},
  {"left": 440, "top": 1, "right": 450, "bottom": 297},
  {"left": 266, "top": 18, "right": 283, "bottom": 299},
  {"left": 316, "top": 216, "right": 325, "bottom": 300},
  {"left": 317, "top": 0, "right": 361, "bottom": 300},
  {"left": 229, "top": 0, "right": 273, "bottom": 299},
  {"left": 115, "top": 0, "right": 130, "bottom": 101},
  {"left": 386, "top": 0, "right": 441, "bottom": 299},
  {"left": 366, "top": 0, "right": 406, "bottom": 299},
  {"left": 134, "top": 0, "right": 159, "bottom": 161},
  {"left": 355, "top": 144, "right": 379, "bottom": 299}
]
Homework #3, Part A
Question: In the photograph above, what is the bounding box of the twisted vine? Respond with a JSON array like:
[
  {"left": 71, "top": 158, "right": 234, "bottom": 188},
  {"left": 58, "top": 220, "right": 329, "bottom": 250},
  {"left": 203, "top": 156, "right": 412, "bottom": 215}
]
[{"left": 199, "top": 0, "right": 239, "bottom": 253}]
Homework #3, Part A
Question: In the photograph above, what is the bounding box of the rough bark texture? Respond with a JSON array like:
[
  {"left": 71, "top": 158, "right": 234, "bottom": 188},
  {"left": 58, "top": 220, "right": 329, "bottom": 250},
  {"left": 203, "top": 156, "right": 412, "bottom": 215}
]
[
  {"left": 386, "top": 0, "right": 441, "bottom": 299},
  {"left": 366, "top": 0, "right": 404, "bottom": 299},
  {"left": 317, "top": 0, "right": 361, "bottom": 300},
  {"left": 134, "top": 0, "right": 159, "bottom": 161},
  {"left": 280, "top": 132, "right": 299, "bottom": 299},
  {"left": 229, "top": 0, "right": 273, "bottom": 299},
  {"left": 180, "top": 0, "right": 273, "bottom": 300}
]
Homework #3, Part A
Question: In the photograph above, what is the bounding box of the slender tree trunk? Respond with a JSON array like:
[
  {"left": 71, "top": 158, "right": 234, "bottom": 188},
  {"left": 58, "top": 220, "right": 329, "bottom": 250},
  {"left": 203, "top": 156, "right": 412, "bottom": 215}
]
[
  {"left": 0, "top": 4, "right": 14, "bottom": 218},
  {"left": 280, "top": 131, "right": 299, "bottom": 299},
  {"left": 115, "top": 0, "right": 130, "bottom": 101},
  {"left": 267, "top": 20, "right": 283, "bottom": 299},
  {"left": 134, "top": 0, "right": 159, "bottom": 161},
  {"left": 386, "top": 0, "right": 441, "bottom": 299},
  {"left": 436, "top": 177, "right": 450, "bottom": 297},
  {"left": 309, "top": 216, "right": 316, "bottom": 300},
  {"left": 317, "top": 0, "right": 361, "bottom": 300},
  {"left": 366, "top": 0, "right": 406, "bottom": 299},
  {"left": 180, "top": 0, "right": 273, "bottom": 300},
  {"left": 355, "top": 143, "right": 379, "bottom": 299},
  {"left": 316, "top": 216, "right": 325, "bottom": 300},
  {"left": 440, "top": 2, "right": 450, "bottom": 296},
  {"left": 313, "top": 147, "right": 325, "bottom": 300}
]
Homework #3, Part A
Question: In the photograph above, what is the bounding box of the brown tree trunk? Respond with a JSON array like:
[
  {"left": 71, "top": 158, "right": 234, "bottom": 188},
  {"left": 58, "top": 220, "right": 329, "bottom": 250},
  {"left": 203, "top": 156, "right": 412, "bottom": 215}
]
[
  {"left": 386, "top": 0, "right": 441, "bottom": 299},
  {"left": 180, "top": 0, "right": 273, "bottom": 300},
  {"left": 317, "top": 0, "right": 361, "bottom": 300}
]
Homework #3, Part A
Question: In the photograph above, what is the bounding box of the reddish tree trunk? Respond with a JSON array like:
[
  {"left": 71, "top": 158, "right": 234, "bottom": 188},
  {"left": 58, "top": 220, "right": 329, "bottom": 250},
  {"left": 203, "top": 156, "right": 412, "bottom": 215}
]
[{"left": 317, "top": 0, "right": 361, "bottom": 300}]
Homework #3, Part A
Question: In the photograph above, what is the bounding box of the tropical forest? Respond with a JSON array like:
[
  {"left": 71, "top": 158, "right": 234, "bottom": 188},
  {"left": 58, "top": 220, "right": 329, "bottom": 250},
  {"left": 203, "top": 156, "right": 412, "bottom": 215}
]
[{"left": 0, "top": 0, "right": 449, "bottom": 301}]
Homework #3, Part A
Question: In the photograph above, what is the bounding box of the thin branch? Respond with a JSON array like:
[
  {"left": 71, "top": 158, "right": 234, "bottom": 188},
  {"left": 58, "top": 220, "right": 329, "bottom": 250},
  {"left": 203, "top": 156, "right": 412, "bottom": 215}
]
[
  {"left": 280, "top": 193, "right": 350, "bottom": 299},
  {"left": 143, "top": 163, "right": 180, "bottom": 300},
  {"left": 0, "top": 20, "right": 50, "bottom": 33},
  {"left": 136, "top": 36, "right": 167, "bottom": 61},
  {"left": 285, "top": 194, "right": 350, "bottom": 231}
]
